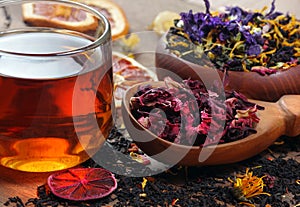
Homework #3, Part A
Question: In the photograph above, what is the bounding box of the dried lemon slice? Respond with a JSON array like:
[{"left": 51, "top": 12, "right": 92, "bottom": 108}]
[{"left": 150, "top": 11, "right": 181, "bottom": 35}]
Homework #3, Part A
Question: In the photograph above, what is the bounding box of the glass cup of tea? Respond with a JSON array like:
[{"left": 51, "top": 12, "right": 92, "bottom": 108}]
[{"left": 0, "top": 0, "right": 113, "bottom": 172}]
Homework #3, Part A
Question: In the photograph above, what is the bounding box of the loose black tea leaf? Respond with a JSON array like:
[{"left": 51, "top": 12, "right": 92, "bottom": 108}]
[{"left": 4, "top": 129, "right": 300, "bottom": 207}]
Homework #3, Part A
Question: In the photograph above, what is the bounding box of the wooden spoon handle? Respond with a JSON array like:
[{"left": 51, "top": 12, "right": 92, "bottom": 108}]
[{"left": 277, "top": 95, "right": 300, "bottom": 137}]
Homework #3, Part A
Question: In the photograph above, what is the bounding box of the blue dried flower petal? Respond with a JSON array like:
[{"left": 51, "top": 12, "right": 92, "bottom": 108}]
[
  {"left": 242, "top": 12, "right": 262, "bottom": 25},
  {"left": 267, "top": 11, "right": 283, "bottom": 20},
  {"left": 193, "top": 12, "right": 205, "bottom": 23},
  {"left": 219, "top": 31, "right": 230, "bottom": 42},
  {"left": 266, "top": 0, "right": 276, "bottom": 16},
  {"left": 180, "top": 10, "right": 195, "bottom": 25},
  {"left": 211, "top": 45, "right": 223, "bottom": 56},
  {"left": 197, "top": 29, "right": 205, "bottom": 42},
  {"left": 226, "top": 6, "right": 245, "bottom": 21},
  {"left": 253, "top": 32, "right": 265, "bottom": 45},
  {"left": 226, "top": 59, "right": 241, "bottom": 68},
  {"left": 203, "top": 0, "right": 210, "bottom": 14},
  {"left": 239, "top": 26, "right": 256, "bottom": 44},
  {"left": 209, "top": 16, "right": 225, "bottom": 27},
  {"left": 247, "top": 44, "right": 261, "bottom": 56},
  {"left": 226, "top": 22, "right": 239, "bottom": 32}
]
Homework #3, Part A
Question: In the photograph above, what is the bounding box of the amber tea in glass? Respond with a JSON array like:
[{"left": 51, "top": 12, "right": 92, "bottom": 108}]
[{"left": 0, "top": 0, "right": 113, "bottom": 172}]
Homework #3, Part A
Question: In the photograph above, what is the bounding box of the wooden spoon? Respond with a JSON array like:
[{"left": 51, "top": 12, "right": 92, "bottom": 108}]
[{"left": 122, "top": 81, "right": 300, "bottom": 166}]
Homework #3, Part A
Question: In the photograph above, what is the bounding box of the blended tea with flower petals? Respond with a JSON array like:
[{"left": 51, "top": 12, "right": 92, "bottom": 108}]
[{"left": 166, "top": 0, "right": 300, "bottom": 74}]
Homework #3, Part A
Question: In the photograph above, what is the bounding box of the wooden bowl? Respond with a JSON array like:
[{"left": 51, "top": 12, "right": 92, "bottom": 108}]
[
  {"left": 155, "top": 35, "right": 300, "bottom": 102},
  {"left": 122, "top": 81, "right": 300, "bottom": 166}
]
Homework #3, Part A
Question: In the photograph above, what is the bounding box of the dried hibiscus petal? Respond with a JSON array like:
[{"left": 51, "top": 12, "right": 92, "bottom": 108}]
[{"left": 130, "top": 77, "right": 264, "bottom": 146}]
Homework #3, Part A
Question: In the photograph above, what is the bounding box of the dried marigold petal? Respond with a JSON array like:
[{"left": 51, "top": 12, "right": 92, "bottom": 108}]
[{"left": 229, "top": 168, "right": 271, "bottom": 201}]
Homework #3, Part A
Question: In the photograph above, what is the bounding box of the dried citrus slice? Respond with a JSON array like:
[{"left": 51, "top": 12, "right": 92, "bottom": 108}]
[
  {"left": 22, "top": 0, "right": 129, "bottom": 39},
  {"left": 150, "top": 11, "right": 181, "bottom": 35},
  {"left": 75, "top": 0, "right": 129, "bottom": 39},
  {"left": 47, "top": 168, "right": 117, "bottom": 201},
  {"left": 22, "top": 2, "right": 98, "bottom": 32},
  {"left": 112, "top": 51, "right": 157, "bottom": 107}
]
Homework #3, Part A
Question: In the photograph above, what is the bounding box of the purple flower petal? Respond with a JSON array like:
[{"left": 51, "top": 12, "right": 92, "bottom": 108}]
[
  {"left": 247, "top": 44, "right": 261, "bottom": 56},
  {"left": 227, "top": 6, "right": 245, "bottom": 19},
  {"left": 203, "top": 0, "right": 210, "bottom": 14},
  {"left": 266, "top": 0, "right": 276, "bottom": 16}
]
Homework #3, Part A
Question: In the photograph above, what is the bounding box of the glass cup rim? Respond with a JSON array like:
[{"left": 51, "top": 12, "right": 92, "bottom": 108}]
[{"left": 0, "top": 0, "right": 111, "bottom": 57}]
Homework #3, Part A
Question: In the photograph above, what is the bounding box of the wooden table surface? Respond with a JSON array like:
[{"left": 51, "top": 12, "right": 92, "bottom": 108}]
[{"left": 0, "top": 0, "right": 299, "bottom": 205}]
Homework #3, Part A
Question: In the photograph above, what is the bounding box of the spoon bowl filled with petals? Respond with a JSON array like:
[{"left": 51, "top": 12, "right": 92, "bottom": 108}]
[{"left": 122, "top": 79, "right": 300, "bottom": 166}]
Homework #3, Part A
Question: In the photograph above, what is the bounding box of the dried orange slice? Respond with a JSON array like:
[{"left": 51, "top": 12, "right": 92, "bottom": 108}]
[
  {"left": 76, "top": 0, "right": 129, "bottom": 39},
  {"left": 22, "top": 0, "right": 129, "bottom": 39},
  {"left": 47, "top": 168, "right": 117, "bottom": 201},
  {"left": 112, "top": 52, "right": 158, "bottom": 107},
  {"left": 22, "top": 2, "right": 98, "bottom": 32}
]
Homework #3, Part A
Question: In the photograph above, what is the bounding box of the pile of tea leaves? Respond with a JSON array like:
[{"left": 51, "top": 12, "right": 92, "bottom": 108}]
[{"left": 4, "top": 126, "right": 300, "bottom": 207}]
